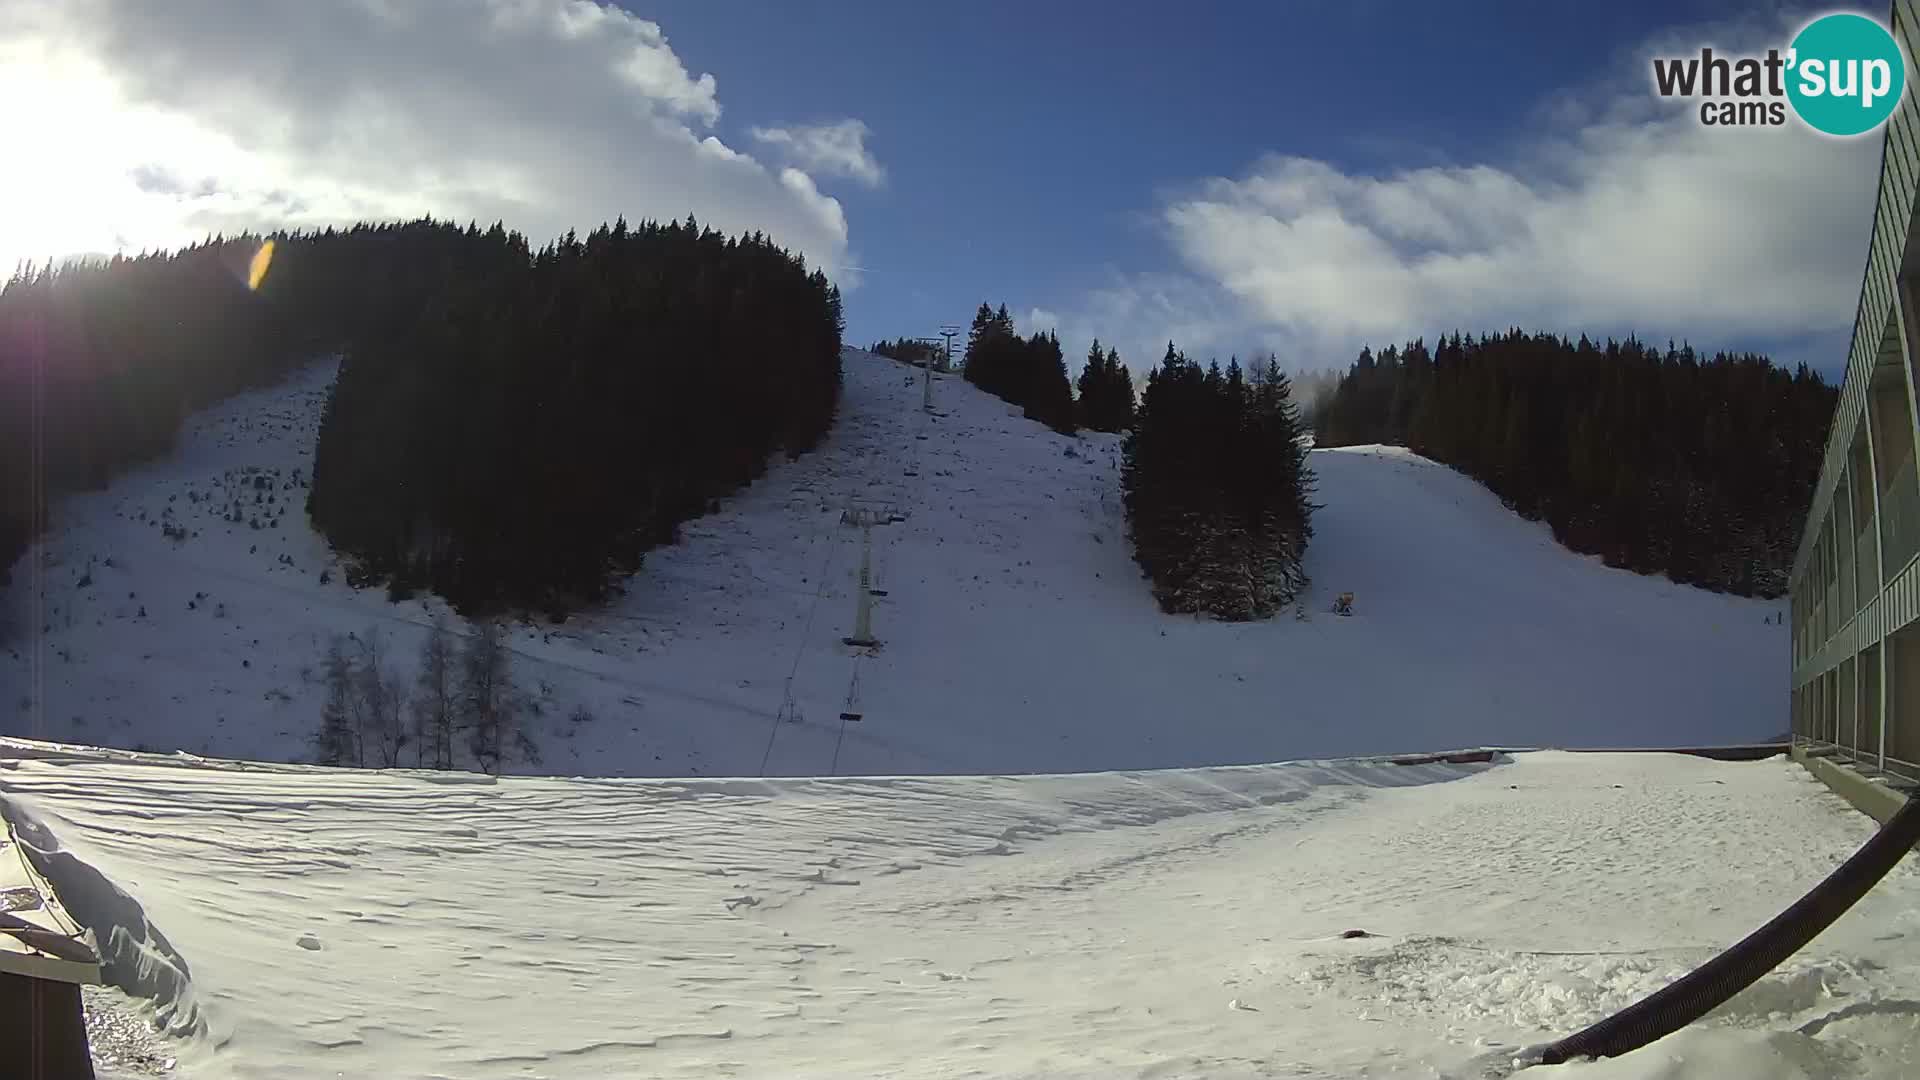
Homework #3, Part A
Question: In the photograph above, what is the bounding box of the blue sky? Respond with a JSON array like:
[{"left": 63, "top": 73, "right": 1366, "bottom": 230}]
[
  {"left": 1, "top": 1, "right": 1890, "bottom": 379},
  {"left": 638, "top": 0, "right": 1883, "bottom": 378}
]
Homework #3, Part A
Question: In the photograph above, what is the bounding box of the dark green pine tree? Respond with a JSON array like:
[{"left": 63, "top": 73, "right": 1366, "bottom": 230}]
[
  {"left": 1077, "top": 339, "right": 1109, "bottom": 429},
  {"left": 960, "top": 305, "right": 1075, "bottom": 434},
  {"left": 1106, "top": 346, "right": 1136, "bottom": 430},
  {"left": 1075, "top": 342, "right": 1137, "bottom": 433},
  {"left": 1021, "top": 329, "right": 1076, "bottom": 435},
  {"left": 297, "top": 214, "right": 845, "bottom": 614},
  {"left": 963, "top": 303, "right": 997, "bottom": 370},
  {"left": 1121, "top": 343, "right": 1313, "bottom": 619},
  {"left": 1124, "top": 345, "right": 1202, "bottom": 611}
]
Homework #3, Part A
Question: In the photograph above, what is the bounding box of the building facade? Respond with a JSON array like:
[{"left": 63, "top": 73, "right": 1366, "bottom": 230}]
[{"left": 1790, "top": 0, "right": 1920, "bottom": 786}]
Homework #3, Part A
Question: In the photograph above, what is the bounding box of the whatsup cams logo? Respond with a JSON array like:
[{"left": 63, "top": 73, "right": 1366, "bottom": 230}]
[{"left": 1652, "top": 12, "right": 1908, "bottom": 135}]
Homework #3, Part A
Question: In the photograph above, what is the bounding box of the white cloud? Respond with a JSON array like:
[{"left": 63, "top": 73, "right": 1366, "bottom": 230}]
[
  {"left": 1040, "top": 10, "right": 1880, "bottom": 374},
  {"left": 1024, "top": 274, "right": 1251, "bottom": 380},
  {"left": 0, "top": 0, "right": 858, "bottom": 287},
  {"left": 750, "top": 120, "right": 885, "bottom": 188}
]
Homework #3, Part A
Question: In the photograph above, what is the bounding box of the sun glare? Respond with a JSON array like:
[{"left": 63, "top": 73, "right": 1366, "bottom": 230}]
[
  {"left": 248, "top": 239, "right": 275, "bottom": 291},
  {"left": 0, "top": 44, "right": 267, "bottom": 275}
]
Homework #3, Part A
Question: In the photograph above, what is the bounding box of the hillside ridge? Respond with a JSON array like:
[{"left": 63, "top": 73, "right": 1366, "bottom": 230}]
[{"left": 2, "top": 349, "right": 1785, "bottom": 775}]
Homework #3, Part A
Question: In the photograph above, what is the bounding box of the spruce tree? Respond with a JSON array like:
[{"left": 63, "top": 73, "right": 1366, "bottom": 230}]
[
  {"left": 1108, "top": 347, "right": 1136, "bottom": 430},
  {"left": 1122, "top": 345, "right": 1314, "bottom": 619},
  {"left": 1077, "top": 339, "right": 1108, "bottom": 429},
  {"left": 964, "top": 303, "right": 997, "bottom": 369}
]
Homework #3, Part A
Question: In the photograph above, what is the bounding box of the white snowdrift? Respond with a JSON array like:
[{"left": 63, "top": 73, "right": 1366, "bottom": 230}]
[
  {"left": 1, "top": 349, "right": 1786, "bottom": 776},
  {"left": 1, "top": 742, "right": 1914, "bottom": 1078}
]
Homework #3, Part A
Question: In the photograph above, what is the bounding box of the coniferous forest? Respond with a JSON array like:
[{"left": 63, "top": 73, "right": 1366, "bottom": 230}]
[
  {"left": 1124, "top": 344, "right": 1316, "bottom": 620},
  {"left": 1075, "top": 339, "right": 1137, "bottom": 433},
  {"left": 1289, "top": 369, "right": 1343, "bottom": 427},
  {"left": 0, "top": 226, "right": 429, "bottom": 588},
  {"left": 869, "top": 337, "right": 948, "bottom": 369},
  {"left": 960, "top": 303, "right": 1078, "bottom": 434},
  {"left": 1313, "top": 331, "right": 1836, "bottom": 597},
  {"left": 0, "top": 217, "right": 845, "bottom": 616},
  {"left": 309, "top": 217, "right": 844, "bottom": 616}
]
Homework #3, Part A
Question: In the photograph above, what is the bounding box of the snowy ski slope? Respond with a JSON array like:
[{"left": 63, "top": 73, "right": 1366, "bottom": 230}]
[
  {"left": 1, "top": 741, "right": 1915, "bottom": 1078},
  {"left": 1, "top": 348, "right": 1785, "bottom": 776},
  {"left": 0, "top": 348, "right": 1904, "bottom": 1079}
]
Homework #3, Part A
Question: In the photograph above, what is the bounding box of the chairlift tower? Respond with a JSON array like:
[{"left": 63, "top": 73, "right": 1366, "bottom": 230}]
[
  {"left": 908, "top": 334, "right": 945, "bottom": 413},
  {"left": 939, "top": 325, "right": 960, "bottom": 372},
  {"left": 839, "top": 504, "right": 899, "bottom": 647}
]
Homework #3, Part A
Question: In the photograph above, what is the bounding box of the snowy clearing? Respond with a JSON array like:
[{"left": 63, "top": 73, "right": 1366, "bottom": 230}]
[
  {"left": 1, "top": 743, "right": 1914, "bottom": 1078},
  {"left": 1, "top": 349, "right": 1786, "bottom": 776}
]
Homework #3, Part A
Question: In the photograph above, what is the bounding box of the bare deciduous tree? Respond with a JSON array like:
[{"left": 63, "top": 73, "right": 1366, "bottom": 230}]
[
  {"left": 412, "top": 616, "right": 457, "bottom": 770},
  {"left": 313, "top": 625, "right": 406, "bottom": 768},
  {"left": 460, "top": 620, "right": 539, "bottom": 774},
  {"left": 314, "top": 634, "right": 358, "bottom": 766},
  {"left": 354, "top": 628, "right": 406, "bottom": 768}
]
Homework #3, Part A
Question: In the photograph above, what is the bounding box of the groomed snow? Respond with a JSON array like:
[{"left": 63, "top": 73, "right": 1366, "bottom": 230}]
[
  {"left": 2, "top": 349, "right": 1786, "bottom": 776},
  {"left": 0, "top": 347, "right": 1840, "bottom": 1073},
  {"left": 2, "top": 742, "right": 1915, "bottom": 1078}
]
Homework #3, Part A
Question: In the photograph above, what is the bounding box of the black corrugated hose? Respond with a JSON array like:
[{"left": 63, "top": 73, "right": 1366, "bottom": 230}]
[{"left": 1485, "top": 791, "right": 1919, "bottom": 1074}]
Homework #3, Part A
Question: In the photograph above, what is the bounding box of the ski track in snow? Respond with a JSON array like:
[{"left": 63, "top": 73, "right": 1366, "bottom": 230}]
[
  {"left": 1, "top": 746, "right": 1916, "bottom": 1078},
  {"left": 3, "top": 349, "right": 1785, "bottom": 778}
]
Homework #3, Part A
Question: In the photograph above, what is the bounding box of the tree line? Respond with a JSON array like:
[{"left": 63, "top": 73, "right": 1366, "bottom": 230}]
[
  {"left": 0, "top": 216, "right": 844, "bottom": 617},
  {"left": 881, "top": 311, "right": 1138, "bottom": 434},
  {"left": 1289, "top": 369, "right": 1342, "bottom": 429},
  {"left": 870, "top": 337, "right": 949, "bottom": 370},
  {"left": 1075, "top": 340, "right": 1137, "bottom": 433},
  {"left": 1, "top": 220, "right": 586, "bottom": 586},
  {"left": 1313, "top": 331, "right": 1836, "bottom": 596},
  {"left": 1124, "top": 344, "right": 1316, "bottom": 620},
  {"left": 960, "top": 303, "right": 1078, "bottom": 434},
  {"left": 2, "top": 237, "right": 328, "bottom": 585},
  {"left": 307, "top": 216, "right": 844, "bottom": 616},
  {"left": 949, "top": 306, "right": 1316, "bottom": 621}
]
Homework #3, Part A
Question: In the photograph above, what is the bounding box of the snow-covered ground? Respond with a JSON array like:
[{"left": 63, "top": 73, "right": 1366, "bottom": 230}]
[
  {"left": 2, "top": 741, "right": 1915, "bottom": 1078},
  {"left": 1, "top": 349, "right": 1786, "bottom": 776},
  {"left": 0, "top": 355, "right": 1898, "bottom": 1077}
]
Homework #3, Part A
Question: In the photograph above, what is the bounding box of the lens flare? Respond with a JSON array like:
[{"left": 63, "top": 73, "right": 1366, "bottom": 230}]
[{"left": 247, "top": 239, "right": 275, "bottom": 291}]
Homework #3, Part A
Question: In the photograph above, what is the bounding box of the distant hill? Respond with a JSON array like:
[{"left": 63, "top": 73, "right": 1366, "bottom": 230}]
[{"left": 3, "top": 349, "right": 1784, "bottom": 775}]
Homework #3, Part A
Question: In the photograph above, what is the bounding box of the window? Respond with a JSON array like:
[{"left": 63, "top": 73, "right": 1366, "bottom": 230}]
[
  {"left": 1840, "top": 655, "right": 1859, "bottom": 751},
  {"left": 1852, "top": 423, "right": 1880, "bottom": 602},
  {"left": 1861, "top": 642, "right": 1884, "bottom": 764},
  {"left": 1869, "top": 343, "right": 1920, "bottom": 576}
]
